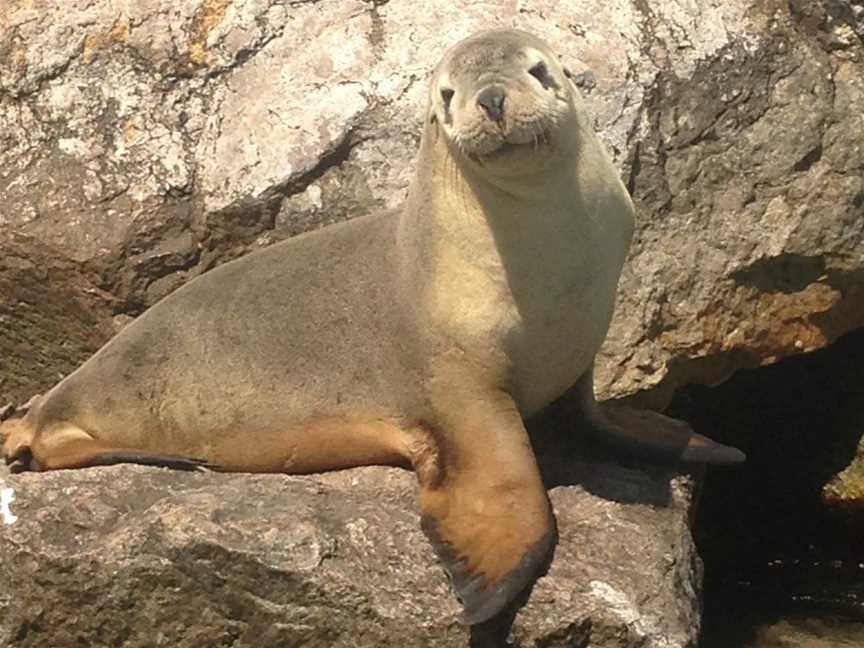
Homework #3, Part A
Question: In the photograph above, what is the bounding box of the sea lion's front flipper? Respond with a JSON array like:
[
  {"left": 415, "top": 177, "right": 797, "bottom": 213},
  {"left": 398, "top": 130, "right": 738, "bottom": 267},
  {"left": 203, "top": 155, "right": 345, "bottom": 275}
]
[
  {"left": 568, "top": 362, "right": 745, "bottom": 465},
  {"left": 419, "top": 382, "right": 557, "bottom": 625}
]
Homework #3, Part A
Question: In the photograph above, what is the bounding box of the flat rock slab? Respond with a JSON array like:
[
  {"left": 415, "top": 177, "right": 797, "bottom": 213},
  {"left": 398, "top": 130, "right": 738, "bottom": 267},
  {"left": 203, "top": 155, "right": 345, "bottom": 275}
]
[{"left": 0, "top": 462, "right": 700, "bottom": 647}]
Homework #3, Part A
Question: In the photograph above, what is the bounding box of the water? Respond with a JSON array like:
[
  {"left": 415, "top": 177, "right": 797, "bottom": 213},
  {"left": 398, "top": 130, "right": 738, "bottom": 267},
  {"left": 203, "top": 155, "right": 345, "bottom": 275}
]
[
  {"left": 701, "top": 560, "right": 864, "bottom": 647},
  {"left": 705, "top": 616, "right": 864, "bottom": 647}
]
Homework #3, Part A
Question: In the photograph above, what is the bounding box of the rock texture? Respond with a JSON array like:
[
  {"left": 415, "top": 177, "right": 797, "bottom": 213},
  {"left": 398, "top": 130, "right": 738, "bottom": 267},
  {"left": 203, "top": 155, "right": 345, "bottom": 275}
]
[
  {"left": 0, "top": 232, "right": 117, "bottom": 400},
  {"left": 822, "top": 372, "right": 864, "bottom": 508},
  {"left": 0, "top": 460, "right": 700, "bottom": 648},
  {"left": 1, "top": 0, "right": 863, "bottom": 646},
  {"left": 609, "top": 0, "right": 864, "bottom": 406}
]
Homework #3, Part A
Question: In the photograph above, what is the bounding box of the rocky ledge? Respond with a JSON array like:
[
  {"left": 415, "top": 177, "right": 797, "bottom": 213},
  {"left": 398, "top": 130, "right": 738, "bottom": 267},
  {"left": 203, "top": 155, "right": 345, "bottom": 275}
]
[{"left": 1, "top": 457, "right": 701, "bottom": 648}]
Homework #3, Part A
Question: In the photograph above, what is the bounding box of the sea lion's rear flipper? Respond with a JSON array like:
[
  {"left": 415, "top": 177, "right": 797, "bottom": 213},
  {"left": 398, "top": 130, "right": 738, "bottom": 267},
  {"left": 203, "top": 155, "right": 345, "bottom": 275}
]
[
  {"left": 6, "top": 423, "right": 211, "bottom": 473},
  {"left": 419, "top": 383, "right": 557, "bottom": 625},
  {"left": 61, "top": 450, "right": 211, "bottom": 471},
  {"left": 1, "top": 416, "right": 37, "bottom": 472},
  {"left": 568, "top": 362, "right": 746, "bottom": 465},
  {"left": 596, "top": 405, "right": 746, "bottom": 465}
]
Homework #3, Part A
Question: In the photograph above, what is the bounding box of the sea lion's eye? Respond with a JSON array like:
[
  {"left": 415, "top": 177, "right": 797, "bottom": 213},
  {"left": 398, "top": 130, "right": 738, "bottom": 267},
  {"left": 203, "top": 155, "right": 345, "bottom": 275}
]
[
  {"left": 528, "top": 61, "right": 556, "bottom": 89},
  {"left": 440, "top": 88, "right": 455, "bottom": 111}
]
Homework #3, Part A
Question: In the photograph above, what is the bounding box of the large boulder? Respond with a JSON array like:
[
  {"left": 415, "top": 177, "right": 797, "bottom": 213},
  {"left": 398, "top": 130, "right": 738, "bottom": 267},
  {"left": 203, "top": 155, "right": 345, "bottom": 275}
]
[{"left": 0, "top": 461, "right": 700, "bottom": 647}]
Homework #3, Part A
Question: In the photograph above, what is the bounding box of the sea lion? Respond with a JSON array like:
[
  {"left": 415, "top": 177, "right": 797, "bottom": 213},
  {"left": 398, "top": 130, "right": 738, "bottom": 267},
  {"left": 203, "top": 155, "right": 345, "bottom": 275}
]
[{"left": 1, "top": 29, "right": 744, "bottom": 624}]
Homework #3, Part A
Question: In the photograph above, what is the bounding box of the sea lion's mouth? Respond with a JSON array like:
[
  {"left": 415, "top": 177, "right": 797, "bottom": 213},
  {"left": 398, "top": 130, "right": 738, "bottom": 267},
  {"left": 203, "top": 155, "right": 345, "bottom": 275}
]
[{"left": 470, "top": 129, "right": 551, "bottom": 162}]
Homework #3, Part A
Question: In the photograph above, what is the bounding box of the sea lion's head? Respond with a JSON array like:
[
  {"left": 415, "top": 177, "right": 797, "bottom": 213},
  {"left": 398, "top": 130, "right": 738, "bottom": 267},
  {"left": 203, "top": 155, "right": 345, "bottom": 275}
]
[{"left": 428, "top": 29, "right": 580, "bottom": 176}]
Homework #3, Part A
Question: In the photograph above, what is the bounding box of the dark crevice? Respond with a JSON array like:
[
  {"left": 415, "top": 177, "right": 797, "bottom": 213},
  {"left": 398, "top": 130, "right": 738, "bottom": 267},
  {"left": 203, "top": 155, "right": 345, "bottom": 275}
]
[
  {"left": 667, "top": 327, "right": 864, "bottom": 646},
  {"left": 268, "top": 128, "right": 360, "bottom": 204},
  {"left": 626, "top": 141, "right": 641, "bottom": 196},
  {"left": 365, "top": 0, "right": 390, "bottom": 57},
  {"left": 792, "top": 144, "right": 823, "bottom": 172},
  {"left": 730, "top": 254, "right": 826, "bottom": 294}
]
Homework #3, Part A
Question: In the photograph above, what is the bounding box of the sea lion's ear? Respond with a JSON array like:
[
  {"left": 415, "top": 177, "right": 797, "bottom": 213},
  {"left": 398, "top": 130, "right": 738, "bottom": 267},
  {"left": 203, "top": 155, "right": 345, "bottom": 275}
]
[
  {"left": 563, "top": 67, "right": 579, "bottom": 88},
  {"left": 563, "top": 67, "right": 578, "bottom": 91}
]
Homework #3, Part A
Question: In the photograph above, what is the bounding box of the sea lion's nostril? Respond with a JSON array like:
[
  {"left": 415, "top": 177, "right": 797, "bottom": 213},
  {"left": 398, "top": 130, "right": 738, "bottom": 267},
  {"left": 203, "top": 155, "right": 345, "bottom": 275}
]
[{"left": 477, "top": 86, "right": 506, "bottom": 123}]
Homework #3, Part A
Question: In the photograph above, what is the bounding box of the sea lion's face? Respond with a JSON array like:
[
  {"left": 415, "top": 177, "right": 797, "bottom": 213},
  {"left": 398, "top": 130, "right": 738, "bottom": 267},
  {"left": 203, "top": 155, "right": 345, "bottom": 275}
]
[{"left": 429, "top": 30, "right": 577, "bottom": 175}]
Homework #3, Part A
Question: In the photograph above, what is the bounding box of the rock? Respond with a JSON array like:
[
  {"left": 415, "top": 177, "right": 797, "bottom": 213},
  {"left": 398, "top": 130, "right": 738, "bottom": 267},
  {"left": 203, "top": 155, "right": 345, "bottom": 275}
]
[
  {"left": 824, "top": 450, "right": 864, "bottom": 507},
  {"left": 0, "top": 460, "right": 700, "bottom": 648},
  {"left": 823, "top": 368, "right": 864, "bottom": 510},
  {"left": 0, "top": 233, "right": 116, "bottom": 401},
  {"left": 605, "top": 0, "right": 864, "bottom": 406}
]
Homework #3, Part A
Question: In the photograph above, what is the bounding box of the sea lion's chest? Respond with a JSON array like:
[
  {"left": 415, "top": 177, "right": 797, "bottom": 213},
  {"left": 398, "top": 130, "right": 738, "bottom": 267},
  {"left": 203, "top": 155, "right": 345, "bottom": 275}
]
[
  {"left": 502, "top": 213, "right": 627, "bottom": 415},
  {"left": 429, "top": 199, "right": 630, "bottom": 416}
]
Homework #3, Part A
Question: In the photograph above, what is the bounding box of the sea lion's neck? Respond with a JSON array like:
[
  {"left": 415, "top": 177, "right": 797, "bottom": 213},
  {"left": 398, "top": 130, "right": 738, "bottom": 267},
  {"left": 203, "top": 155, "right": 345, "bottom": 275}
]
[{"left": 399, "top": 124, "right": 589, "bottom": 274}]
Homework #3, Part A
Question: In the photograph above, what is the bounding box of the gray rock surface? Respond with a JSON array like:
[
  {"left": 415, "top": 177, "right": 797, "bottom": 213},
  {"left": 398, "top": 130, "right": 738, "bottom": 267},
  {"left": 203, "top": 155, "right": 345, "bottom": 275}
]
[
  {"left": 0, "top": 232, "right": 117, "bottom": 399},
  {"left": 0, "top": 460, "right": 700, "bottom": 648},
  {"left": 1, "top": 0, "right": 863, "bottom": 645}
]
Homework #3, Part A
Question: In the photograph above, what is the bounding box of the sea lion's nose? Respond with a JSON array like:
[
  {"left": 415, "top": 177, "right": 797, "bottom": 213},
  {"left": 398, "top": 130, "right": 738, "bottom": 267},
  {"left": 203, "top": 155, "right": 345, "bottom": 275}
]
[{"left": 477, "top": 86, "right": 506, "bottom": 123}]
